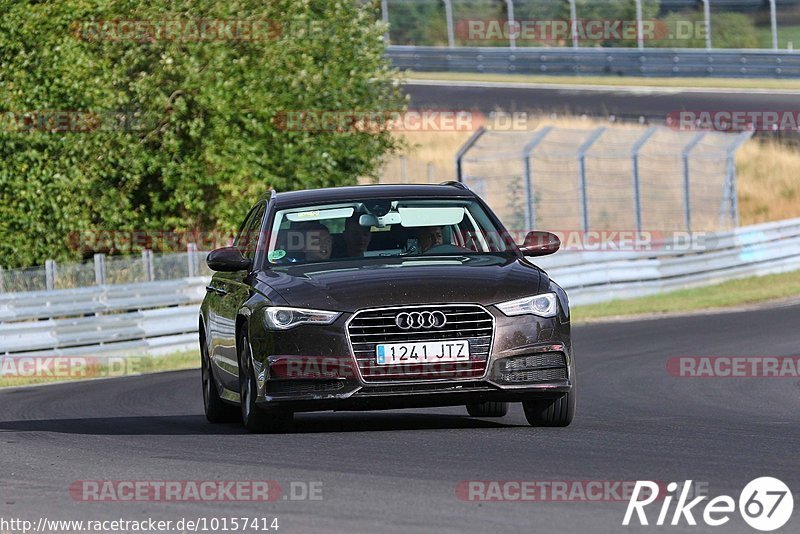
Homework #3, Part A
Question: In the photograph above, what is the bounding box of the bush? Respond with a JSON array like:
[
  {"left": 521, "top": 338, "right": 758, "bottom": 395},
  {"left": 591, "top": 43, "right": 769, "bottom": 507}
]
[
  {"left": 652, "top": 11, "right": 759, "bottom": 48},
  {"left": 0, "top": 0, "right": 405, "bottom": 268}
]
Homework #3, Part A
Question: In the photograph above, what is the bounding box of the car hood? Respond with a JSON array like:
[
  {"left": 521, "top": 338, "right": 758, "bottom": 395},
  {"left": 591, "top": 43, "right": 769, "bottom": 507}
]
[{"left": 258, "top": 255, "right": 548, "bottom": 313}]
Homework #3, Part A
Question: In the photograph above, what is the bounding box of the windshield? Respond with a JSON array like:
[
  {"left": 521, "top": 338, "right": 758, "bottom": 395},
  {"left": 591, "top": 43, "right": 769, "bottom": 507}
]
[{"left": 266, "top": 198, "right": 514, "bottom": 266}]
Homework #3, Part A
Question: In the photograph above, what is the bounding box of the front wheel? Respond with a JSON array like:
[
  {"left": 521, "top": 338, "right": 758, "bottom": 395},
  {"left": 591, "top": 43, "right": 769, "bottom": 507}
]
[
  {"left": 522, "top": 392, "right": 575, "bottom": 427},
  {"left": 202, "top": 337, "right": 239, "bottom": 423},
  {"left": 238, "top": 332, "right": 293, "bottom": 433}
]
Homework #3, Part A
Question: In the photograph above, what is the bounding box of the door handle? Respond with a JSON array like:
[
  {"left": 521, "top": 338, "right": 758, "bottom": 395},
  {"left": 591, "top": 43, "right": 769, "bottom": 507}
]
[{"left": 205, "top": 285, "right": 228, "bottom": 296}]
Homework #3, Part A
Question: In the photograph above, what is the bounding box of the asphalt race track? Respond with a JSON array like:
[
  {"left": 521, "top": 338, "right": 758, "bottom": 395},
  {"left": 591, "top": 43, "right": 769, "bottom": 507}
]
[
  {"left": 1, "top": 303, "right": 798, "bottom": 533},
  {"left": 405, "top": 80, "right": 800, "bottom": 120}
]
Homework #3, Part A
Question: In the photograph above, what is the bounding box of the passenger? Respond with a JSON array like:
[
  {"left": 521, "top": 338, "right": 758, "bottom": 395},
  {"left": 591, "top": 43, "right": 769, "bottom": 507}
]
[{"left": 416, "top": 226, "right": 444, "bottom": 253}]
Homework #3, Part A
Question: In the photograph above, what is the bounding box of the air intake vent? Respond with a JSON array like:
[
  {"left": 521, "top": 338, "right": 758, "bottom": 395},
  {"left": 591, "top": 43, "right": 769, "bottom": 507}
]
[
  {"left": 266, "top": 380, "right": 345, "bottom": 396},
  {"left": 494, "top": 352, "right": 568, "bottom": 384}
]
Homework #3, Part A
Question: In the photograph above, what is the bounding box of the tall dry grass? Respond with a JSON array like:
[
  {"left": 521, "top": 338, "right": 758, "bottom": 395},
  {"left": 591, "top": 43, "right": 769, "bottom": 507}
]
[{"left": 736, "top": 138, "right": 800, "bottom": 224}]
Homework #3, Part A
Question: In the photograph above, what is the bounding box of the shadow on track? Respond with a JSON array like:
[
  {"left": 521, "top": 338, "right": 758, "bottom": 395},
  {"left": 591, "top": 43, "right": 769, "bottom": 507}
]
[{"left": 0, "top": 412, "right": 518, "bottom": 435}]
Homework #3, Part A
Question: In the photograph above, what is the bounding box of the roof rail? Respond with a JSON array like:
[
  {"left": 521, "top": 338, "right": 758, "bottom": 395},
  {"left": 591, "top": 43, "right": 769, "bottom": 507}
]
[
  {"left": 270, "top": 189, "right": 278, "bottom": 201},
  {"left": 439, "top": 181, "right": 469, "bottom": 190}
]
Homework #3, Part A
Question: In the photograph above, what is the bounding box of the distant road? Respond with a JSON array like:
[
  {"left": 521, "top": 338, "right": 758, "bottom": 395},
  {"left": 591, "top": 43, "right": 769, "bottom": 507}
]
[{"left": 404, "top": 79, "right": 800, "bottom": 120}]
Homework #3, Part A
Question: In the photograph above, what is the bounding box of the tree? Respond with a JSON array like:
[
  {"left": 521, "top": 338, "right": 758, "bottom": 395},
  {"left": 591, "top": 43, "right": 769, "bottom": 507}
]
[{"left": 0, "top": 0, "right": 406, "bottom": 267}]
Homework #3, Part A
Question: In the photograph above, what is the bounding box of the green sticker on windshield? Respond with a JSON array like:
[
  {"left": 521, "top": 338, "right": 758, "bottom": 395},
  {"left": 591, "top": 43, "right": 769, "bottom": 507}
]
[{"left": 270, "top": 249, "right": 286, "bottom": 261}]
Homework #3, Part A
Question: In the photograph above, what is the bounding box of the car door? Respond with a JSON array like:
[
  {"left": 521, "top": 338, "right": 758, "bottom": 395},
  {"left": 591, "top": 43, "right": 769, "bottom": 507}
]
[{"left": 209, "top": 202, "right": 266, "bottom": 392}]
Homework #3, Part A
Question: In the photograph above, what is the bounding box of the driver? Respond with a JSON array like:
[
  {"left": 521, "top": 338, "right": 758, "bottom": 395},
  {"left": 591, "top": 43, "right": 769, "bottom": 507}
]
[
  {"left": 296, "top": 221, "right": 332, "bottom": 262},
  {"left": 334, "top": 215, "right": 372, "bottom": 258},
  {"left": 416, "top": 226, "right": 444, "bottom": 253}
]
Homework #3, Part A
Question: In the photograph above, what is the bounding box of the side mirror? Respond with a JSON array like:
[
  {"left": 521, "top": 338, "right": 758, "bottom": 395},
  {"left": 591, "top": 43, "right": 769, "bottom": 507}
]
[
  {"left": 519, "top": 231, "right": 561, "bottom": 257},
  {"left": 206, "top": 247, "right": 253, "bottom": 272}
]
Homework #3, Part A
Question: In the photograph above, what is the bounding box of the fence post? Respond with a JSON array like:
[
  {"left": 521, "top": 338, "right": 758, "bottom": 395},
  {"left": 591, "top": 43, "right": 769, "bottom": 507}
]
[
  {"left": 682, "top": 132, "right": 706, "bottom": 233},
  {"left": 568, "top": 0, "right": 579, "bottom": 48},
  {"left": 381, "top": 0, "right": 390, "bottom": 44},
  {"left": 631, "top": 127, "right": 658, "bottom": 233},
  {"left": 769, "top": 0, "right": 778, "bottom": 50},
  {"left": 504, "top": 0, "right": 516, "bottom": 49},
  {"left": 142, "top": 249, "right": 154, "bottom": 281},
  {"left": 455, "top": 127, "right": 486, "bottom": 182},
  {"left": 577, "top": 128, "right": 606, "bottom": 233},
  {"left": 723, "top": 131, "right": 754, "bottom": 228},
  {"left": 93, "top": 253, "right": 106, "bottom": 285},
  {"left": 187, "top": 243, "right": 198, "bottom": 278},
  {"left": 0, "top": 266, "right": 4, "bottom": 293},
  {"left": 702, "top": 0, "right": 712, "bottom": 50},
  {"left": 635, "top": 0, "right": 644, "bottom": 50},
  {"left": 45, "top": 259, "right": 57, "bottom": 291},
  {"left": 521, "top": 126, "right": 553, "bottom": 232},
  {"left": 442, "top": 0, "right": 455, "bottom": 48}
]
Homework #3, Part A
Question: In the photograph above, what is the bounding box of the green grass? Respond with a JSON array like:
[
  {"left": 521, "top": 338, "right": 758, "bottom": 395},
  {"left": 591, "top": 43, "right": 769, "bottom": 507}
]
[
  {"left": 402, "top": 70, "right": 800, "bottom": 90},
  {"left": 757, "top": 25, "right": 800, "bottom": 51},
  {"left": 0, "top": 350, "right": 199, "bottom": 388},
  {"left": 572, "top": 269, "right": 800, "bottom": 323}
]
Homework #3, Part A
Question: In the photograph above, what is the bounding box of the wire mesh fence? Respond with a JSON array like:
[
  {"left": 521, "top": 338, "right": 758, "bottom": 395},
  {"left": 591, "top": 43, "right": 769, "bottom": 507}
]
[
  {"left": 457, "top": 125, "right": 753, "bottom": 234},
  {"left": 383, "top": 0, "right": 799, "bottom": 50},
  {"left": 0, "top": 248, "right": 213, "bottom": 294},
  {"left": 376, "top": 156, "right": 443, "bottom": 184}
]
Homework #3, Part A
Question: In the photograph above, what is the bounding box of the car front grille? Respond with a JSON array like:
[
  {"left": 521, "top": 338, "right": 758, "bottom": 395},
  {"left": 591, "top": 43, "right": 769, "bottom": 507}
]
[
  {"left": 493, "top": 352, "right": 568, "bottom": 384},
  {"left": 347, "top": 304, "right": 494, "bottom": 383}
]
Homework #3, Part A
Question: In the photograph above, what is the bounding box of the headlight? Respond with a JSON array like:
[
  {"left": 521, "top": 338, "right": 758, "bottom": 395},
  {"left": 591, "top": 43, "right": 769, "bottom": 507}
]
[
  {"left": 496, "top": 293, "right": 558, "bottom": 318},
  {"left": 264, "top": 306, "right": 341, "bottom": 330}
]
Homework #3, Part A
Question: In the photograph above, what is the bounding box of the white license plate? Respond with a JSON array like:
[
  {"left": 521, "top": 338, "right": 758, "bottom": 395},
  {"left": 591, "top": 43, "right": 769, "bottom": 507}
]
[{"left": 375, "top": 340, "right": 470, "bottom": 365}]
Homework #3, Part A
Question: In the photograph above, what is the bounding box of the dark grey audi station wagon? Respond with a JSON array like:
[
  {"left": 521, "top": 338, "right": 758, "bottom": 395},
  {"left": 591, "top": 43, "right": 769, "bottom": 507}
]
[{"left": 199, "top": 183, "right": 575, "bottom": 432}]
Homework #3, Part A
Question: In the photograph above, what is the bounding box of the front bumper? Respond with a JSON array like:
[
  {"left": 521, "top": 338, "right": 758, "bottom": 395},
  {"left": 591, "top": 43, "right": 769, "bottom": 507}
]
[{"left": 249, "top": 305, "right": 574, "bottom": 414}]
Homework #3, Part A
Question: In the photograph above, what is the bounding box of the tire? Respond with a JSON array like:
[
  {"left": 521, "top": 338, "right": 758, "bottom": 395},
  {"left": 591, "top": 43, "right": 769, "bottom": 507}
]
[
  {"left": 238, "top": 332, "right": 293, "bottom": 434},
  {"left": 466, "top": 401, "right": 509, "bottom": 418},
  {"left": 201, "top": 336, "right": 239, "bottom": 424},
  {"left": 522, "top": 392, "right": 575, "bottom": 427}
]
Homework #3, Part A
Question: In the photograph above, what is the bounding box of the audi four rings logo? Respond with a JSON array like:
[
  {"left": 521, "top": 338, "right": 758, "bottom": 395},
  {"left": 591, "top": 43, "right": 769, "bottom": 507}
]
[{"left": 395, "top": 311, "right": 448, "bottom": 330}]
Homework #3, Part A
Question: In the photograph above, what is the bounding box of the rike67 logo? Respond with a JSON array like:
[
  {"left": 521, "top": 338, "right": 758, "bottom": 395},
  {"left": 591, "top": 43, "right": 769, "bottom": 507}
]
[{"left": 623, "top": 478, "right": 793, "bottom": 531}]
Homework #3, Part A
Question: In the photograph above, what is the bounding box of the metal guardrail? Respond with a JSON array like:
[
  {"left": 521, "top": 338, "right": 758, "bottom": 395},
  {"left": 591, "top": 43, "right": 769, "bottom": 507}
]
[
  {"left": 536, "top": 217, "right": 800, "bottom": 305},
  {"left": 0, "top": 277, "right": 208, "bottom": 357},
  {"left": 387, "top": 45, "right": 800, "bottom": 78},
  {"left": 1, "top": 217, "right": 799, "bottom": 356}
]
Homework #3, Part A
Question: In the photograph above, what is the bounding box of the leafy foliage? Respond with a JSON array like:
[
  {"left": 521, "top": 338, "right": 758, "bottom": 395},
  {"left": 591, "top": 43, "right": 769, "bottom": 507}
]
[{"left": 0, "top": 0, "right": 405, "bottom": 267}]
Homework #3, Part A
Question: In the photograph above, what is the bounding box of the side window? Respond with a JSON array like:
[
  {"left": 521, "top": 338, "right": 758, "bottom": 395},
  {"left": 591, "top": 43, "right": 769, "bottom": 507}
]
[
  {"left": 233, "top": 207, "right": 257, "bottom": 253},
  {"left": 242, "top": 203, "right": 266, "bottom": 261}
]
